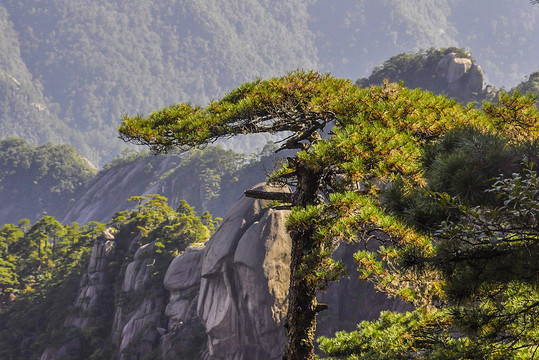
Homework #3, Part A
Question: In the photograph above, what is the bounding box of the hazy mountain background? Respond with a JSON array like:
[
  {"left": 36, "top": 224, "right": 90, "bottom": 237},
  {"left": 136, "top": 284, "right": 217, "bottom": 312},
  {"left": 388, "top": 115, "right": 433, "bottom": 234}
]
[{"left": 0, "top": 0, "right": 538, "bottom": 166}]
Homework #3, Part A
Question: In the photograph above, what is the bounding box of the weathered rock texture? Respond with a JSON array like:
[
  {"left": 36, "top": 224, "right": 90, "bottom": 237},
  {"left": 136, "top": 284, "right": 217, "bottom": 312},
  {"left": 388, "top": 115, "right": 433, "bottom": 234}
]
[
  {"left": 42, "top": 183, "right": 408, "bottom": 360},
  {"left": 62, "top": 153, "right": 196, "bottom": 225},
  {"left": 196, "top": 184, "right": 291, "bottom": 360},
  {"left": 41, "top": 228, "right": 119, "bottom": 360},
  {"left": 161, "top": 245, "right": 206, "bottom": 359},
  {"left": 436, "top": 52, "right": 484, "bottom": 99},
  {"left": 111, "top": 241, "right": 167, "bottom": 360}
]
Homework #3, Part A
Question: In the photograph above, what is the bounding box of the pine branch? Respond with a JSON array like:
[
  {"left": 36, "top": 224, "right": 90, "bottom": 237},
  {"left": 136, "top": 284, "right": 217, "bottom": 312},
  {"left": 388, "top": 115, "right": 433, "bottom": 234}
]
[{"left": 243, "top": 189, "right": 293, "bottom": 202}]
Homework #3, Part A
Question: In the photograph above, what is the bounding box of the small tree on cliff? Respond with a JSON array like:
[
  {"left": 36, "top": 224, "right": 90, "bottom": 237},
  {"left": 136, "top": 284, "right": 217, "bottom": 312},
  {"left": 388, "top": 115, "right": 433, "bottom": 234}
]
[{"left": 119, "top": 71, "right": 535, "bottom": 359}]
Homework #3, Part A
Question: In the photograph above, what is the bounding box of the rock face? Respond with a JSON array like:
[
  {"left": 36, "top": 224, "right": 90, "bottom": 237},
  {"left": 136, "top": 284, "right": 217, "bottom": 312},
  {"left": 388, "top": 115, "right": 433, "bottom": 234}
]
[
  {"left": 196, "top": 184, "right": 291, "bottom": 360},
  {"left": 41, "top": 183, "right": 408, "bottom": 360},
  {"left": 162, "top": 245, "right": 206, "bottom": 359},
  {"left": 111, "top": 241, "right": 167, "bottom": 360},
  {"left": 62, "top": 153, "right": 196, "bottom": 225},
  {"left": 41, "top": 228, "right": 119, "bottom": 360},
  {"left": 161, "top": 183, "right": 407, "bottom": 359},
  {"left": 435, "top": 52, "right": 484, "bottom": 98}
]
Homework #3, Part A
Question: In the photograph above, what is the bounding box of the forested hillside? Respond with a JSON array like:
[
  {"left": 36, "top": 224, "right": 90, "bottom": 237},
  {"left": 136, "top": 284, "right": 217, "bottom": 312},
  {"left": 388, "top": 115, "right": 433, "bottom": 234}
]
[
  {"left": 0, "top": 1, "right": 538, "bottom": 165},
  {"left": 0, "top": 57, "right": 538, "bottom": 360},
  {"left": 1, "top": 46, "right": 537, "bottom": 229},
  {"left": 0, "top": 139, "right": 97, "bottom": 225},
  {"left": 0, "top": 7, "right": 70, "bottom": 146},
  {"left": 1, "top": 0, "right": 316, "bottom": 165}
]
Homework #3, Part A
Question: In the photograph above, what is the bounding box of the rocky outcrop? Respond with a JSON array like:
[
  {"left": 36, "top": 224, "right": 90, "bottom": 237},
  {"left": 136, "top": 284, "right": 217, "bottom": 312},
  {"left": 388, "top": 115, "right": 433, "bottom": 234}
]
[
  {"left": 42, "top": 183, "right": 409, "bottom": 360},
  {"left": 435, "top": 52, "right": 484, "bottom": 99},
  {"left": 61, "top": 150, "right": 272, "bottom": 225},
  {"left": 62, "top": 153, "right": 194, "bottom": 225},
  {"left": 161, "top": 183, "right": 407, "bottom": 359},
  {"left": 196, "top": 184, "right": 291, "bottom": 360},
  {"left": 66, "top": 228, "right": 117, "bottom": 328},
  {"left": 111, "top": 241, "right": 167, "bottom": 360},
  {"left": 161, "top": 245, "right": 206, "bottom": 359},
  {"left": 41, "top": 228, "right": 119, "bottom": 360}
]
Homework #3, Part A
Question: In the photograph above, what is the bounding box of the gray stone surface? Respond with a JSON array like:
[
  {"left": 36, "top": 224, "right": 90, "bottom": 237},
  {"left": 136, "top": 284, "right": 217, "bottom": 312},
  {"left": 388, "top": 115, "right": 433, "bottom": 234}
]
[
  {"left": 162, "top": 245, "right": 206, "bottom": 359},
  {"left": 40, "top": 228, "right": 119, "bottom": 360},
  {"left": 42, "top": 182, "right": 411, "bottom": 360},
  {"left": 197, "top": 183, "right": 291, "bottom": 360},
  {"left": 64, "top": 229, "right": 117, "bottom": 329},
  {"left": 112, "top": 240, "right": 167, "bottom": 360},
  {"left": 436, "top": 52, "right": 484, "bottom": 98}
]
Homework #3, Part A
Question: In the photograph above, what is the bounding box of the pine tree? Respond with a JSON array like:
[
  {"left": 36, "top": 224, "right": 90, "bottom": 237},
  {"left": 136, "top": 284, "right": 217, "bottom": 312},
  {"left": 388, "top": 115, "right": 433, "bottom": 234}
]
[{"left": 119, "top": 71, "right": 539, "bottom": 359}]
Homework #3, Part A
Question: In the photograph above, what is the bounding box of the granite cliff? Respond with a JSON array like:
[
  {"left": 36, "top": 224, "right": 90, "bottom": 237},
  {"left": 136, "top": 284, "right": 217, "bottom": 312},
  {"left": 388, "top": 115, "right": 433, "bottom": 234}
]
[{"left": 41, "top": 184, "right": 406, "bottom": 359}]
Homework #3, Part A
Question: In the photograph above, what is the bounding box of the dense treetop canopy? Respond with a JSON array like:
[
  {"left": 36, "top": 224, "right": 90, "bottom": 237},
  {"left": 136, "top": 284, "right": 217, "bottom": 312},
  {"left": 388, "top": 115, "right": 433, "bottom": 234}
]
[
  {"left": 120, "top": 71, "right": 539, "bottom": 359},
  {"left": 120, "top": 70, "right": 539, "bottom": 299}
]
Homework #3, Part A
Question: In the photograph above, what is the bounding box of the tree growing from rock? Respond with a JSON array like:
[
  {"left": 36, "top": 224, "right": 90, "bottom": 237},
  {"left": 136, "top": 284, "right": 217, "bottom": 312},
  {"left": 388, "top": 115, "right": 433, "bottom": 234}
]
[{"left": 119, "top": 71, "right": 539, "bottom": 359}]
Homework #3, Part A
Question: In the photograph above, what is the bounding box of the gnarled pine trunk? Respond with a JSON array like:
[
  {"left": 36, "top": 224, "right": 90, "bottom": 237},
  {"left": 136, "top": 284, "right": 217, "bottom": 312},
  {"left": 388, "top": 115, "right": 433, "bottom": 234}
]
[{"left": 283, "top": 162, "right": 322, "bottom": 360}]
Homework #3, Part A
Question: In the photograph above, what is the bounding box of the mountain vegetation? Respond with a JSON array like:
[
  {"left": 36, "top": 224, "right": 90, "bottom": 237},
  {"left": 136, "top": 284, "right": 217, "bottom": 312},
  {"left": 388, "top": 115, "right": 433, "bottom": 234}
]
[
  {"left": 0, "top": 217, "right": 104, "bottom": 359},
  {"left": 319, "top": 99, "right": 539, "bottom": 358},
  {"left": 0, "top": 1, "right": 537, "bottom": 355},
  {"left": 1, "top": 1, "right": 538, "bottom": 165},
  {"left": 0, "top": 195, "right": 212, "bottom": 360},
  {"left": 0, "top": 135, "right": 280, "bottom": 226},
  {"left": 118, "top": 70, "right": 539, "bottom": 359},
  {"left": 1, "top": 0, "right": 316, "bottom": 165},
  {"left": 0, "top": 64, "right": 537, "bottom": 359},
  {"left": 0, "top": 138, "right": 97, "bottom": 225}
]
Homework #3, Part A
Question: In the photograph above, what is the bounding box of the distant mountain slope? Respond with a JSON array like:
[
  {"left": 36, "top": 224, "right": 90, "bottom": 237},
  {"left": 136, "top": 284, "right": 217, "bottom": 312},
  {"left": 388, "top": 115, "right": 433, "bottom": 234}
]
[
  {"left": 0, "top": 7, "right": 71, "bottom": 146},
  {"left": 0, "top": 138, "right": 97, "bottom": 225},
  {"left": 2, "top": 0, "right": 317, "bottom": 165},
  {"left": 313, "top": 0, "right": 539, "bottom": 88},
  {"left": 0, "top": 0, "right": 537, "bottom": 165}
]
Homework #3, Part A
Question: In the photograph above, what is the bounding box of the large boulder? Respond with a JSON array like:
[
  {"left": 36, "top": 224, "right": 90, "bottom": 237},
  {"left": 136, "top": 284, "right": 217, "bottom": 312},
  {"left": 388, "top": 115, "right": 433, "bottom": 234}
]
[
  {"left": 111, "top": 241, "right": 168, "bottom": 360},
  {"left": 436, "top": 52, "right": 484, "bottom": 97},
  {"left": 197, "top": 183, "right": 291, "bottom": 360},
  {"left": 161, "top": 183, "right": 408, "bottom": 359},
  {"left": 161, "top": 245, "right": 206, "bottom": 359}
]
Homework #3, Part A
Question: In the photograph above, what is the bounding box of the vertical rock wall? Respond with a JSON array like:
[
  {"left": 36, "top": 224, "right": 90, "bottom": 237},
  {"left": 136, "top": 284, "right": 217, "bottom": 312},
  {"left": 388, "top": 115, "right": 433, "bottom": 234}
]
[
  {"left": 161, "top": 245, "right": 206, "bottom": 359},
  {"left": 41, "top": 183, "right": 409, "bottom": 360},
  {"left": 41, "top": 228, "right": 119, "bottom": 360},
  {"left": 111, "top": 241, "right": 168, "bottom": 360}
]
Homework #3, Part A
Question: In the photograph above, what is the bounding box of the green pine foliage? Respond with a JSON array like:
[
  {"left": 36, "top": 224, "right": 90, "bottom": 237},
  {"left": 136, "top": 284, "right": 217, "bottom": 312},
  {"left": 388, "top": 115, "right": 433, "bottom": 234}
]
[
  {"left": 119, "top": 70, "right": 539, "bottom": 358},
  {"left": 317, "top": 91, "right": 539, "bottom": 358},
  {"left": 321, "top": 167, "right": 539, "bottom": 359},
  {"left": 0, "top": 219, "right": 103, "bottom": 359},
  {"left": 0, "top": 193, "right": 211, "bottom": 359}
]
